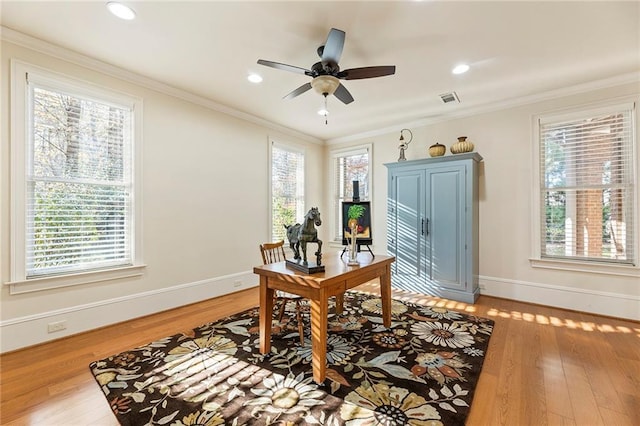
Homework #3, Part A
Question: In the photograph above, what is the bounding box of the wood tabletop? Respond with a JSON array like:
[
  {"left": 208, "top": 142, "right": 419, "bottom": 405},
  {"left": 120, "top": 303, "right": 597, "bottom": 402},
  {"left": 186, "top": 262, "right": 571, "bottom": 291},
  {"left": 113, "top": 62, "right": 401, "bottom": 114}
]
[{"left": 253, "top": 251, "right": 394, "bottom": 281}]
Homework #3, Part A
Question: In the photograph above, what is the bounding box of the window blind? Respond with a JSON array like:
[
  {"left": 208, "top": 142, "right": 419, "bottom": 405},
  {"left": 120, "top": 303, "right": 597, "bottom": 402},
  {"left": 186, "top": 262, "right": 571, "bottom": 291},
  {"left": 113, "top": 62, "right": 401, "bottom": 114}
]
[
  {"left": 271, "top": 144, "right": 304, "bottom": 242},
  {"left": 539, "top": 103, "right": 636, "bottom": 265},
  {"left": 332, "top": 147, "right": 370, "bottom": 240},
  {"left": 26, "top": 83, "right": 133, "bottom": 277}
]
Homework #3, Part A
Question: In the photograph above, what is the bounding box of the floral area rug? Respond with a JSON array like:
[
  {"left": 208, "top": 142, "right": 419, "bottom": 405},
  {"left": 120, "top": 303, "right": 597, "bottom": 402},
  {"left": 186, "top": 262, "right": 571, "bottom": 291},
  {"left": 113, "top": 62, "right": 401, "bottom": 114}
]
[{"left": 89, "top": 291, "right": 494, "bottom": 425}]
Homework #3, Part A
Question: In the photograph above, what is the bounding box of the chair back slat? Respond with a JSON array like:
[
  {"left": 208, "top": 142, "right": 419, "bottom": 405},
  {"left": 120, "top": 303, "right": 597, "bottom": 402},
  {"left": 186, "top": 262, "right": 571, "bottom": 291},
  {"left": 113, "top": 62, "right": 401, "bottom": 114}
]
[
  {"left": 259, "top": 240, "right": 304, "bottom": 344},
  {"left": 260, "top": 240, "right": 287, "bottom": 265}
]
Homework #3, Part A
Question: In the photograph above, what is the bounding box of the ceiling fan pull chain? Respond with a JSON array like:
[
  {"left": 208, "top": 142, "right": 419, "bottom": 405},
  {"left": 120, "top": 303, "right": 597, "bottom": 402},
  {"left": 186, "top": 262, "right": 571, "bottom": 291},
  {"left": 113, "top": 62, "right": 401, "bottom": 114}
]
[{"left": 324, "top": 95, "right": 329, "bottom": 125}]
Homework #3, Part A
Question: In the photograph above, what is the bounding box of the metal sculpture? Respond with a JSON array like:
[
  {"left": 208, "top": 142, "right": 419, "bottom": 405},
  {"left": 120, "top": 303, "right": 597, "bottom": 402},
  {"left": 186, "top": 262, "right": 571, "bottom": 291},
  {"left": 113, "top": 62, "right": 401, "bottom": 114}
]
[{"left": 285, "top": 207, "right": 323, "bottom": 265}]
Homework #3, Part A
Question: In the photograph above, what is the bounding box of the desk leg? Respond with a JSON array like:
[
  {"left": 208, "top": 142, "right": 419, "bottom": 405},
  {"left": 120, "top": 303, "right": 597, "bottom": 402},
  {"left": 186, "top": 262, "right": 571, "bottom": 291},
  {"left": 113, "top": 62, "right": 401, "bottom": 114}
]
[
  {"left": 259, "top": 276, "right": 274, "bottom": 354},
  {"left": 335, "top": 293, "right": 344, "bottom": 315},
  {"left": 380, "top": 265, "right": 392, "bottom": 328},
  {"left": 310, "top": 293, "right": 328, "bottom": 384}
]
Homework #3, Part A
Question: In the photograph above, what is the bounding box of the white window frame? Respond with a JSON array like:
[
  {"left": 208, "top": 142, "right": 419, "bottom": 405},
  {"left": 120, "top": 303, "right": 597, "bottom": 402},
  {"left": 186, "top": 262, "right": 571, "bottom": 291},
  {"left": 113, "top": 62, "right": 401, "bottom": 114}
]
[
  {"left": 530, "top": 97, "right": 640, "bottom": 277},
  {"left": 329, "top": 144, "right": 372, "bottom": 243},
  {"left": 7, "top": 60, "right": 145, "bottom": 294},
  {"left": 269, "top": 139, "right": 306, "bottom": 243}
]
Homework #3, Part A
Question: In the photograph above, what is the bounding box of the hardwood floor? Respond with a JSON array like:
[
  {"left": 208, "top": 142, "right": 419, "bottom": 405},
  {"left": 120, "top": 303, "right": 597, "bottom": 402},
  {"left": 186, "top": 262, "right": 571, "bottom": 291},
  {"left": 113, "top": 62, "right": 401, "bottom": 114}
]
[{"left": 1, "top": 283, "right": 638, "bottom": 425}]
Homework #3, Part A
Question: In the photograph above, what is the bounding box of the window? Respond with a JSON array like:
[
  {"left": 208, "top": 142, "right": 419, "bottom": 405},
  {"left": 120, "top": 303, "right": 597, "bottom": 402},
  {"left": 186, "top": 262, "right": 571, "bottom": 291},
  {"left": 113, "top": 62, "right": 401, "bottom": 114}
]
[
  {"left": 10, "top": 61, "right": 143, "bottom": 291},
  {"left": 535, "top": 101, "right": 637, "bottom": 267},
  {"left": 331, "top": 145, "right": 371, "bottom": 241},
  {"left": 270, "top": 141, "right": 305, "bottom": 242}
]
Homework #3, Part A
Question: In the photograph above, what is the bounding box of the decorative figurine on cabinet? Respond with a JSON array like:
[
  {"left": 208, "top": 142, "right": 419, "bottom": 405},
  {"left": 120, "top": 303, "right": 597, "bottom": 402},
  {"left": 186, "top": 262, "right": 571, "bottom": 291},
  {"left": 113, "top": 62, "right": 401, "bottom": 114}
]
[{"left": 397, "top": 128, "right": 413, "bottom": 161}]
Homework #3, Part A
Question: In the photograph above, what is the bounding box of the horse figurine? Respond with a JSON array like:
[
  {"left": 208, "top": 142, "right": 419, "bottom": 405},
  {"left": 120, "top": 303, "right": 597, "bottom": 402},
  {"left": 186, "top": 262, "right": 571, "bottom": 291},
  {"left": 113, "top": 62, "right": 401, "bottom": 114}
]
[{"left": 285, "top": 207, "right": 323, "bottom": 265}]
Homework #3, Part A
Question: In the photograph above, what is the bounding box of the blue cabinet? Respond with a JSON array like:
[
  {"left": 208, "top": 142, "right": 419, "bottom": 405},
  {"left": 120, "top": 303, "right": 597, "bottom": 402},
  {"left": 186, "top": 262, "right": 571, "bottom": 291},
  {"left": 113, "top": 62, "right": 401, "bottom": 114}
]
[{"left": 385, "top": 153, "right": 482, "bottom": 303}]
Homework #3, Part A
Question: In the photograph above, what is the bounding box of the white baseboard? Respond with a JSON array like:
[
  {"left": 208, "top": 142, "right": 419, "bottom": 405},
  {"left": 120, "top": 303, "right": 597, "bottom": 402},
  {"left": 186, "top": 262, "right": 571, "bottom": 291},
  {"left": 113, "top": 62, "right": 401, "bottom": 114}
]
[
  {"left": 478, "top": 275, "right": 640, "bottom": 321},
  {"left": 0, "top": 271, "right": 258, "bottom": 353},
  {"left": 3, "top": 273, "right": 636, "bottom": 353}
]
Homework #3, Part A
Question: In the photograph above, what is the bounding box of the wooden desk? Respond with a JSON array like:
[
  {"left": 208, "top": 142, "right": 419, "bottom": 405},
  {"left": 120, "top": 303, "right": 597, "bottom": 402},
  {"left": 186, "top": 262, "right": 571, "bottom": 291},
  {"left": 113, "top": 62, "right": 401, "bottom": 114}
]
[{"left": 253, "top": 252, "right": 395, "bottom": 384}]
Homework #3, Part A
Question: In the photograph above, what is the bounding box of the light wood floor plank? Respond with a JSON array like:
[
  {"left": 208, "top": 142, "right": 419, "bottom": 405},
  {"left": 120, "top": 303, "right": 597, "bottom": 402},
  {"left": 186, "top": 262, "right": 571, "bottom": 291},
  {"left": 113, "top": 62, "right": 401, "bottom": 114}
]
[
  {"left": 547, "top": 412, "right": 577, "bottom": 426},
  {"left": 539, "top": 316, "right": 574, "bottom": 420},
  {"left": 598, "top": 406, "right": 632, "bottom": 426},
  {"left": 465, "top": 372, "right": 498, "bottom": 426},
  {"left": 520, "top": 316, "right": 548, "bottom": 425},
  {"left": 481, "top": 312, "right": 524, "bottom": 426},
  {"left": 563, "top": 362, "right": 606, "bottom": 426}
]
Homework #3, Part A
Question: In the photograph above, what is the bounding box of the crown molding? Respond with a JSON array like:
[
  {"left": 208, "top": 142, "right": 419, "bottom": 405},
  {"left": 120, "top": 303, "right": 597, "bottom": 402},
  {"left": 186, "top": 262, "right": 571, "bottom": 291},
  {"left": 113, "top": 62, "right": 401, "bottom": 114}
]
[
  {"left": 3, "top": 26, "right": 637, "bottom": 147},
  {"left": 0, "top": 26, "right": 323, "bottom": 145},
  {"left": 326, "top": 71, "right": 640, "bottom": 145}
]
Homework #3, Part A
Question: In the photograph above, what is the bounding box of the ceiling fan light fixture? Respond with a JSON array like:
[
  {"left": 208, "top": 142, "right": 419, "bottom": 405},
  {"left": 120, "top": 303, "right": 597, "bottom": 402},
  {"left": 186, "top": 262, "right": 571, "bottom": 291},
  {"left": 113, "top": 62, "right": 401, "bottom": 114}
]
[
  {"left": 311, "top": 75, "right": 340, "bottom": 96},
  {"left": 106, "top": 2, "right": 136, "bottom": 20}
]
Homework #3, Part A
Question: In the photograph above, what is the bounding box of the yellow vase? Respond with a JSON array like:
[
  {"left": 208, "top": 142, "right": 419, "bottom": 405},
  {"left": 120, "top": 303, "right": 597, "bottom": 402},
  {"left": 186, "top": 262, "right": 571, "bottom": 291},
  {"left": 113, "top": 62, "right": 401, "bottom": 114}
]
[
  {"left": 450, "top": 136, "right": 474, "bottom": 154},
  {"left": 429, "top": 143, "right": 446, "bottom": 157}
]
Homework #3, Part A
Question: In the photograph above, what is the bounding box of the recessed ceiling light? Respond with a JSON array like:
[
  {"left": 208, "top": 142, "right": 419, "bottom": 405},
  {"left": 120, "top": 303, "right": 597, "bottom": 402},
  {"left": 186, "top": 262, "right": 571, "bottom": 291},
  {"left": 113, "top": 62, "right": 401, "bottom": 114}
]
[
  {"left": 452, "top": 64, "right": 470, "bottom": 75},
  {"left": 247, "top": 73, "right": 263, "bottom": 83},
  {"left": 106, "top": 2, "right": 136, "bottom": 20}
]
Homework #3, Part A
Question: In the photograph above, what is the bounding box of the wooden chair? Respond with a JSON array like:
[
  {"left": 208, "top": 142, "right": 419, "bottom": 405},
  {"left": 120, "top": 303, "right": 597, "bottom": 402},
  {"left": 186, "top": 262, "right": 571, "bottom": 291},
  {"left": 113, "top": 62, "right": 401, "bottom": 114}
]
[{"left": 259, "top": 240, "right": 305, "bottom": 345}]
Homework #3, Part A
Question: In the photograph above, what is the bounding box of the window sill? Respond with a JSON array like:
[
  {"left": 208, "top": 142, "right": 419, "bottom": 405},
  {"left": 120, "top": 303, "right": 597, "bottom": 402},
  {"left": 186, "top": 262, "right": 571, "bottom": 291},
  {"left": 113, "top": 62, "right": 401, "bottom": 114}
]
[
  {"left": 529, "top": 258, "right": 639, "bottom": 277},
  {"left": 5, "top": 264, "right": 147, "bottom": 295},
  {"left": 328, "top": 240, "right": 346, "bottom": 249}
]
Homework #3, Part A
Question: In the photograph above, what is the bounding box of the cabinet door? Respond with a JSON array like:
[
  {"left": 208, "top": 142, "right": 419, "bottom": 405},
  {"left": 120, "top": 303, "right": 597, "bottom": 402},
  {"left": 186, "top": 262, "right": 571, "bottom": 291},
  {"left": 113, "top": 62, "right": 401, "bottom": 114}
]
[
  {"left": 426, "top": 165, "right": 466, "bottom": 290},
  {"left": 388, "top": 169, "right": 426, "bottom": 289}
]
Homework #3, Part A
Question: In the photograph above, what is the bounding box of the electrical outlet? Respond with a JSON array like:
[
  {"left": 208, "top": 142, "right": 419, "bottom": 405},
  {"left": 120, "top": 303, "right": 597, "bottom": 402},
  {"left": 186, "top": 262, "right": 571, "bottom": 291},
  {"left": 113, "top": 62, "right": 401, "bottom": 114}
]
[
  {"left": 47, "top": 320, "right": 67, "bottom": 333},
  {"left": 233, "top": 280, "right": 242, "bottom": 288}
]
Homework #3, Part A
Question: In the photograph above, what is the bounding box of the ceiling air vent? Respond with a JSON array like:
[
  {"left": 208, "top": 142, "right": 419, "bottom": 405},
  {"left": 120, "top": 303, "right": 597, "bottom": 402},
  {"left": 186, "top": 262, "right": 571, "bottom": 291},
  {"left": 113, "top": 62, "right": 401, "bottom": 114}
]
[{"left": 439, "top": 91, "right": 460, "bottom": 104}]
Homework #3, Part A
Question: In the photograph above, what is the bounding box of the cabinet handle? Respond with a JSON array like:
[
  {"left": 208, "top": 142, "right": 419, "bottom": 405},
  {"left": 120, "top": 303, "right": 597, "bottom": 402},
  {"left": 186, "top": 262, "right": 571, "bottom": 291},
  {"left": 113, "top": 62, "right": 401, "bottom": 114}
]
[{"left": 421, "top": 218, "right": 431, "bottom": 236}]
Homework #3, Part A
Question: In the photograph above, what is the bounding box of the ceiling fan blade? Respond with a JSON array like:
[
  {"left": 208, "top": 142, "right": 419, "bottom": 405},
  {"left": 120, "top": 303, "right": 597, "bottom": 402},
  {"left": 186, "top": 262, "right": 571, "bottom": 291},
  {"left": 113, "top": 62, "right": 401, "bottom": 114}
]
[
  {"left": 338, "top": 65, "right": 396, "bottom": 80},
  {"left": 333, "top": 83, "right": 354, "bottom": 104},
  {"left": 283, "top": 82, "right": 313, "bottom": 100},
  {"left": 321, "top": 28, "right": 345, "bottom": 64},
  {"left": 257, "top": 59, "right": 312, "bottom": 76}
]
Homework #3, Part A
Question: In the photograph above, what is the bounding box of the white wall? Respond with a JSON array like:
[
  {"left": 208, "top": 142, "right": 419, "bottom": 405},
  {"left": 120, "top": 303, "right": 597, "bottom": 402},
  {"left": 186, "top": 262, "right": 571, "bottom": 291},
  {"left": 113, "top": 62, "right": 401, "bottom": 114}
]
[
  {"left": 0, "top": 39, "right": 326, "bottom": 352},
  {"left": 330, "top": 82, "right": 640, "bottom": 320},
  {"left": 1, "top": 35, "right": 638, "bottom": 354}
]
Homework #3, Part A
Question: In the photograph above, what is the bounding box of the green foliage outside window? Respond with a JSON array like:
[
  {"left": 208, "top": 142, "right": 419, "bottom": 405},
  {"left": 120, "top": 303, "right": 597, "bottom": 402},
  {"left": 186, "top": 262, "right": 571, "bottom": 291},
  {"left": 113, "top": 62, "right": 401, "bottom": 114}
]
[{"left": 27, "top": 84, "right": 130, "bottom": 276}]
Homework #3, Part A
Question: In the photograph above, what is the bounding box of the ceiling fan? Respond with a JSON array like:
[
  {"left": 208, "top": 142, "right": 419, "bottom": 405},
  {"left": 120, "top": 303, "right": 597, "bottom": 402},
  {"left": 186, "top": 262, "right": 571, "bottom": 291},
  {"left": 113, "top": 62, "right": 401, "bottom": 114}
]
[{"left": 257, "top": 28, "right": 396, "bottom": 105}]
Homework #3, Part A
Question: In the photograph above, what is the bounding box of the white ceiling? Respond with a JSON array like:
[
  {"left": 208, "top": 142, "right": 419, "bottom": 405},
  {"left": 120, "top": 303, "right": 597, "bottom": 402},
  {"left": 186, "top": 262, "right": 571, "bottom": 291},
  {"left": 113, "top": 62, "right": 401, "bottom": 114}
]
[{"left": 1, "top": 1, "right": 639, "bottom": 142}]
